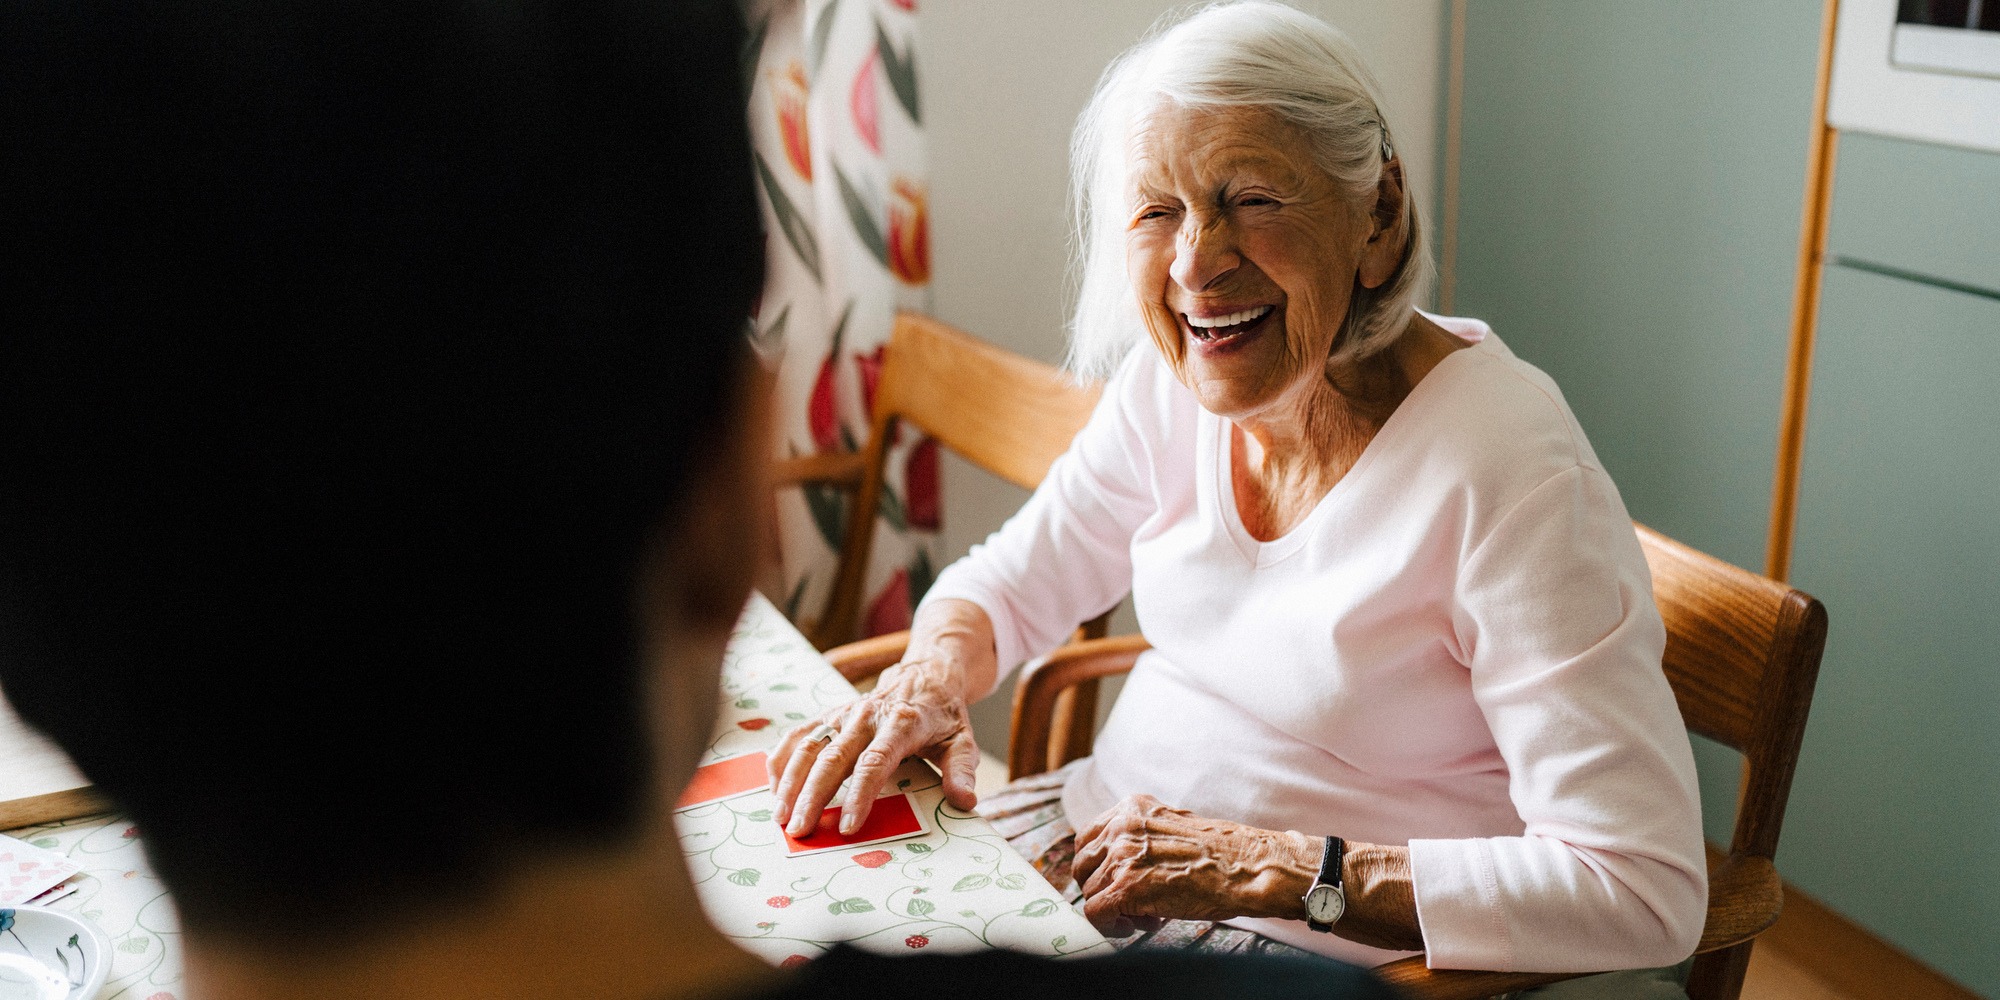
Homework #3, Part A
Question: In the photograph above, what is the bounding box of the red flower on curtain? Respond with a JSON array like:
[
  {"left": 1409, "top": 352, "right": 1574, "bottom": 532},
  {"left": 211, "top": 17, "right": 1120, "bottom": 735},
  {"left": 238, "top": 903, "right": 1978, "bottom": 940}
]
[
  {"left": 850, "top": 48, "right": 881, "bottom": 155},
  {"left": 808, "top": 351, "right": 842, "bottom": 453},
  {"left": 775, "top": 62, "right": 813, "bottom": 181},
  {"left": 855, "top": 344, "right": 885, "bottom": 415},
  {"left": 887, "top": 177, "right": 930, "bottom": 285},
  {"left": 905, "top": 436, "right": 939, "bottom": 530},
  {"left": 864, "top": 567, "right": 912, "bottom": 637},
  {"left": 808, "top": 313, "right": 852, "bottom": 452}
]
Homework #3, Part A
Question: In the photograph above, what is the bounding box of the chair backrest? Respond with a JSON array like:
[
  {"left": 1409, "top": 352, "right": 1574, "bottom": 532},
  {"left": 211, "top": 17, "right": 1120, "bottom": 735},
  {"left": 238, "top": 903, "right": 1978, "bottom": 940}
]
[
  {"left": 809, "top": 313, "right": 1101, "bottom": 648},
  {"left": 1636, "top": 524, "right": 1826, "bottom": 860},
  {"left": 1636, "top": 524, "right": 1826, "bottom": 1000}
]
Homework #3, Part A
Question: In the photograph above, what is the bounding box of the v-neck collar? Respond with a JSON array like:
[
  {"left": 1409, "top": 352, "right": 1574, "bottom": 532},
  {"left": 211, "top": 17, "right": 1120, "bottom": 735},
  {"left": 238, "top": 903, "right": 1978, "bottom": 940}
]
[{"left": 1210, "top": 329, "right": 1492, "bottom": 568}]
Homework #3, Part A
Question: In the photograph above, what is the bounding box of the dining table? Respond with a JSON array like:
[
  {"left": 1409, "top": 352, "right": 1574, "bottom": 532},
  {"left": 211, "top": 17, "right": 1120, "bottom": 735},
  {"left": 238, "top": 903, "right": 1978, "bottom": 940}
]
[{"left": 0, "top": 594, "right": 1109, "bottom": 999}]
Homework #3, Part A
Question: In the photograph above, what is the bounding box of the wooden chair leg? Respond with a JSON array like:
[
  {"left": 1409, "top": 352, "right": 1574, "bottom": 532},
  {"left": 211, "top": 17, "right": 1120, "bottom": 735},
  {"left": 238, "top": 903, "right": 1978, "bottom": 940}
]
[
  {"left": 1046, "top": 679, "right": 1099, "bottom": 774},
  {"left": 1043, "top": 607, "right": 1116, "bottom": 773},
  {"left": 1687, "top": 941, "right": 1755, "bottom": 1000},
  {"left": 1079, "top": 609, "right": 1113, "bottom": 641}
]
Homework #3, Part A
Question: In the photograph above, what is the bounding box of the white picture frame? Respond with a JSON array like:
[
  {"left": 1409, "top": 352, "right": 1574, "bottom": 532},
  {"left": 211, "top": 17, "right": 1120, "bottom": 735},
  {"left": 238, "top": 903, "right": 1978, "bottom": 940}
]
[{"left": 1828, "top": 0, "right": 2000, "bottom": 154}]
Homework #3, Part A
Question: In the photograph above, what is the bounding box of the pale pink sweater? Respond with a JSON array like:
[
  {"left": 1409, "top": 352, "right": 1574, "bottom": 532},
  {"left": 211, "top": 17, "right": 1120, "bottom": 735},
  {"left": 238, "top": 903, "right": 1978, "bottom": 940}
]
[{"left": 925, "top": 317, "right": 1706, "bottom": 971}]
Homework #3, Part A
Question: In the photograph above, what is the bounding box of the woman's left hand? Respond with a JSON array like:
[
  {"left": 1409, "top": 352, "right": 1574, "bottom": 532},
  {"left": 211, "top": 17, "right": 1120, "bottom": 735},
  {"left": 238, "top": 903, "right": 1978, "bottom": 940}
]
[{"left": 1071, "top": 793, "right": 1319, "bottom": 936}]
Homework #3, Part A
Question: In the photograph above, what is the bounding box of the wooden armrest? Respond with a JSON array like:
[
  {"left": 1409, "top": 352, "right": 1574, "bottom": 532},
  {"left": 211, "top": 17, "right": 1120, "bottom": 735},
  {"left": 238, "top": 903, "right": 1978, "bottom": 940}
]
[
  {"left": 822, "top": 630, "right": 910, "bottom": 683},
  {"left": 771, "top": 452, "right": 868, "bottom": 489},
  {"left": 1374, "top": 849, "right": 1782, "bottom": 1000},
  {"left": 1695, "top": 852, "right": 1783, "bottom": 953},
  {"left": 1008, "top": 633, "right": 1150, "bottom": 781}
]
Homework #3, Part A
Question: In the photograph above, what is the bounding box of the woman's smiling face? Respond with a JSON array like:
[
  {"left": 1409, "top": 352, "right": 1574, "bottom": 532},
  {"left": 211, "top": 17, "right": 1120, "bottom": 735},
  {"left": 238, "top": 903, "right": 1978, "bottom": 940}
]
[{"left": 1124, "top": 101, "right": 1374, "bottom": 425}]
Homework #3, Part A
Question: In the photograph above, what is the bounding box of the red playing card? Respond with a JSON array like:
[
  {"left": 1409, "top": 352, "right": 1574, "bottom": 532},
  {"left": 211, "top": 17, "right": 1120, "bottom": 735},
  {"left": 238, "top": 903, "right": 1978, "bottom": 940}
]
[
  {"left": 675, "top": 751, "right": 770, "bottom": 810},
  {"left": 780, "top": 791, "right": 925, "bottom": 856}
]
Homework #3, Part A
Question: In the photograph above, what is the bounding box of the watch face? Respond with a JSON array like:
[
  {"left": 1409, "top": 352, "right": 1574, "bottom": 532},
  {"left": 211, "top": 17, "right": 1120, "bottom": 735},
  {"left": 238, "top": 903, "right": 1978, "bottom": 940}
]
[{"left": 1305, "top": 884, "right": 1345, "bottom": 925}]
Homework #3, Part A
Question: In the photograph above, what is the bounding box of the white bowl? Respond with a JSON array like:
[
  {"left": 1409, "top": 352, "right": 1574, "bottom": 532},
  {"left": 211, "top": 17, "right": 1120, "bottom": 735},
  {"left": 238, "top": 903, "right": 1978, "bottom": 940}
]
[{"left": 0, "top": 907, "right": 110, "bottom": 1000}]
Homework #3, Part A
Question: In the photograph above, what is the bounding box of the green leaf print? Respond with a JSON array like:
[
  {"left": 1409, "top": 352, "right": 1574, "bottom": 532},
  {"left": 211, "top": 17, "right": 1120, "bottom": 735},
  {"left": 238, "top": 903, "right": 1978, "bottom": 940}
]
[
  {"left": 801, "top": 480, "right": 850, "bottom": 551},
  {"left": 995, "top": 873, "right": 1026, "bottom": 891},
  {"left": 741, "top": 14, "right": 769, "bottom": 96},
  {"left": 754, "top": 152, "right": 823, "bottom": 282},
  {"left": 808, "top": 0, "right": 840, "bottom": 78},
  {"left": 906, "top": 843, "right": 932, "bottom": 854},
  {"left": 834, "top": 164, "right": 889, "bottom": 268},
  {"left": 874, "top": 17, "right": 921, "bottom": 124},
  {"left": 1022, "top": 899, "right": 1058, "bottom": 918},
  {"left": 751, "top": 304, "right": 790, "bottom": 357},
  {"left": 783, "top": 574, "right": 811, "bottom": 622},
  {"left": 727, "top": 869, "right": 763, "bottom": 887},
  {"left": 951, "top": 874, "right": 991, "bottom": 892},
  {"left": 828, "top": 897, "right": 875, "bottom": 915},
  {"left": 908, "top": 546, "right": 936, "bottom": 606},
  {"left": 907, "top": 898, "right": 935, "bottom": 917}
]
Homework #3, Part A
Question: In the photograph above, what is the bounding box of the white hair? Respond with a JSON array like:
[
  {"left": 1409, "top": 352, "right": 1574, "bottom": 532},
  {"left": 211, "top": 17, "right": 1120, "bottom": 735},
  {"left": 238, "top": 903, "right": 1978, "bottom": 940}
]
[{"left": 1065, "top": 1, "right": 1434, "bottom": 380}]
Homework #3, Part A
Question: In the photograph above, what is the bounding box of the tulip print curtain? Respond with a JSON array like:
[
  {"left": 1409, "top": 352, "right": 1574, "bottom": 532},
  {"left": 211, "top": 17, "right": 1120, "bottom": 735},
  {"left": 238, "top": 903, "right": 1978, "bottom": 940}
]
[{"left": 745, "top": 0, "right": 938, "bottom": 639}]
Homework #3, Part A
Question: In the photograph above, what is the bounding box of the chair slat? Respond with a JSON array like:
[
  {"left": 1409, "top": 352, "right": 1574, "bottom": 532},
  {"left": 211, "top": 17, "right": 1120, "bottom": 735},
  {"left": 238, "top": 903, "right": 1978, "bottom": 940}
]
[
  {"left": 879, "top": 313, "right": 1101, "bottom": 492},
  {"left": 807, "top": 312, "right": 1103, "bottom": 649},
  {"left": 1640, "top": 525, "right": 1794, "bottom": 752}
]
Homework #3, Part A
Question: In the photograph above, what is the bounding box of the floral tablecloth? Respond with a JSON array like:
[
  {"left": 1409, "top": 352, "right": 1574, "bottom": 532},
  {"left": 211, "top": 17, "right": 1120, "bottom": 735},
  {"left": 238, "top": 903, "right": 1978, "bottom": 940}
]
[
  {"left": 0, "top": 815, "right": 180, "bottom": 1000},
  {"left": 681, "top": 595, "right": 1108, "bottom": 964},
  {"left": 0, "top": 595, "right": 1106, "bottom": 998}
]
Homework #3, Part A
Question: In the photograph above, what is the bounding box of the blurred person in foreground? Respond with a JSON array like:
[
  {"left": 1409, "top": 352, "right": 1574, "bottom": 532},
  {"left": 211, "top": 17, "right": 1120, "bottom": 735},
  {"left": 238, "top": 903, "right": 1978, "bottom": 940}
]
[{"left": 0, "top": 2, "right": 1402, "bottom": 999}]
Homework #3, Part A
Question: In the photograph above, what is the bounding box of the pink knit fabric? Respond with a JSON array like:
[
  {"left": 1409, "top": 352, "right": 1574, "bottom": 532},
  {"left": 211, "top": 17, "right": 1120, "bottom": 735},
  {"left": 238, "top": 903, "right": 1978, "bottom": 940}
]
[{"left": 925, "top": 317, "right": 1706, "bottom": 971}]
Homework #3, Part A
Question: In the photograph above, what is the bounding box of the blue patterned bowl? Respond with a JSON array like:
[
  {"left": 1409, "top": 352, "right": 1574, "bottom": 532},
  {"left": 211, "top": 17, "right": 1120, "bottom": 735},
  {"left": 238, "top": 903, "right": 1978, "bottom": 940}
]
[{"left": 0, "top": 907, "right": 110, "bottom": 1000}]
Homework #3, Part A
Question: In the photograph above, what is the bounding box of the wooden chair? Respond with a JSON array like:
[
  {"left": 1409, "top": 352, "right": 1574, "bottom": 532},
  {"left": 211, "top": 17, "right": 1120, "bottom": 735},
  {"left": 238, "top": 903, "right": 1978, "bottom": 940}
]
[
  {"left": 780, "top": 312, "right": 1115, "bottom": 761},
  {"left": 843, "top": 523, "right": 1828, "bottom": 1000}
]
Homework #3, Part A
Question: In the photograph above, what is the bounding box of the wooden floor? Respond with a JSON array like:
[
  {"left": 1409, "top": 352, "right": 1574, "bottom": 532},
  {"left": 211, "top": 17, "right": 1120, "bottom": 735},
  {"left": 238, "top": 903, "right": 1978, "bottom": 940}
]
[
  {"left": 1743, "top": 942, "right": 1859, "bottom": 1000},
  {"left": 1740, "top": 881, "right": 1982, "bottom": 1000}
]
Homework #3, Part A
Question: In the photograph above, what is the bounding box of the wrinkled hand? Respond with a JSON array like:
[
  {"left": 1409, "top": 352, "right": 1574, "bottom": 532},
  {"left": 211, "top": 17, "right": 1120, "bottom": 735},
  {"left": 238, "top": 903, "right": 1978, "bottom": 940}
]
[
  {"left": 1072, "top": 794, "right": 1318, "bottom": 937},
  {"left": 768, "top": 655, "right": 981, "bottom": 837}
]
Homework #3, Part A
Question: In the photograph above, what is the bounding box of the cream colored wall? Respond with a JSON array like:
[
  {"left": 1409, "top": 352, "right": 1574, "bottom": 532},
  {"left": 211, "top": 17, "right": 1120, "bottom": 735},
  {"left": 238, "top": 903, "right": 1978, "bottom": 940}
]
[{"left": 920, "top": 0, "right": 1445, "bottom": 752}]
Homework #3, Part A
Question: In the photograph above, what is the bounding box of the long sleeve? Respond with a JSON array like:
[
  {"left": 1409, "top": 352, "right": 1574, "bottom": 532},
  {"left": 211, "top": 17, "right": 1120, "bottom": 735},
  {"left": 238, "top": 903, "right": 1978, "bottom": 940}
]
[
  {"left": 1411, "top": 465, "right": 1708, "bottom": 972},
  {"left": 918, "top": 350, "right": 1170, "bottom": 696}
]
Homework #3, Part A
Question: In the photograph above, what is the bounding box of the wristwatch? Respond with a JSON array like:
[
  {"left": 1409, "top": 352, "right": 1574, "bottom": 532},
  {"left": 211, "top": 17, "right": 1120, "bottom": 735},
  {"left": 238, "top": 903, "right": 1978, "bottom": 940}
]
[{"left": 1303, "top": 836, "right": 1346, "bottom": 931}]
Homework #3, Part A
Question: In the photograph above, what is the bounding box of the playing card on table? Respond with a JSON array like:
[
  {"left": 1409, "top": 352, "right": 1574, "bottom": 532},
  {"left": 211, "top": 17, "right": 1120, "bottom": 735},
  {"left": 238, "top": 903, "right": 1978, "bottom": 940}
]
[
  {"left": 780, "top": 791, "right": 929, "bottom": 857},
  {"left": 0, "top": 832, "right": 81, "bottom": 905},
  {"left": 675, "top": 751, "right": 770, "bottom": 811}
]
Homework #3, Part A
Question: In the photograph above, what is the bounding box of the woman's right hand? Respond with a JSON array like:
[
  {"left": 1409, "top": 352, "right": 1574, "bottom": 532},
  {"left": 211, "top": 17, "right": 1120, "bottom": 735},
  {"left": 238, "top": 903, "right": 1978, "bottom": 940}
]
[{"left": 768, "top": 598, "right": 998, "bottom": 838}]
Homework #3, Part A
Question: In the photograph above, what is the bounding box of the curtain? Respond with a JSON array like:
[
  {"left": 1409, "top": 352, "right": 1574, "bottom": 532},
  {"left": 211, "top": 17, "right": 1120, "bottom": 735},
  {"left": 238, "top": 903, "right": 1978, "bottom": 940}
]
[{"left": 745, "top": 0, "right": 939, "bottom": 638}]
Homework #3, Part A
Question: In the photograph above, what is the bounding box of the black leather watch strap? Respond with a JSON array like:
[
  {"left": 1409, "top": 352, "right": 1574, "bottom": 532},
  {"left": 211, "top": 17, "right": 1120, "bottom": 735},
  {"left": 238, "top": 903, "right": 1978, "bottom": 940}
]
[{"left": 1306, "top": 835, "right": 1346, "bottom": 932}]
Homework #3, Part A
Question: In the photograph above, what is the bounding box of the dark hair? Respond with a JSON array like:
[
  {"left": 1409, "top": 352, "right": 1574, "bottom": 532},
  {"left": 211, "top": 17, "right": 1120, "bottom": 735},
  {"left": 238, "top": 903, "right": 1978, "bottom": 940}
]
[{"left": 0, "top": 0, "right": 763, "bottom": 940}]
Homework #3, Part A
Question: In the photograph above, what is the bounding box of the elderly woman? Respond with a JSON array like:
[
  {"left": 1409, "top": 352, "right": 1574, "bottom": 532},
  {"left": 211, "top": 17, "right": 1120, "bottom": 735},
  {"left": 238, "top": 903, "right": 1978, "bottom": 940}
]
[{"left": 770, "top": 2, "right": 1705, "bottom": 993}]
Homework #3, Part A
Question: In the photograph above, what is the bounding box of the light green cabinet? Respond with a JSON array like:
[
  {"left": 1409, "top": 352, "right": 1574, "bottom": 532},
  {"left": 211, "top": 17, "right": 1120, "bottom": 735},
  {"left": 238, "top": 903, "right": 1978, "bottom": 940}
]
[
  {"left": 1829, "top": 133, "right": 2000, "bottom": 298},
  {"left": 1787, "top": 265, "right": 2000, "bottom": 994}
]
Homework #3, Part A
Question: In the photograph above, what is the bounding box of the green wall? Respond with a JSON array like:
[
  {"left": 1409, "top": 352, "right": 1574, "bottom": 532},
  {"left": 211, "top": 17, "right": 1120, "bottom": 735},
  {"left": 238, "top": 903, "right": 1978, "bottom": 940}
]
[{"left": 1456, "top": 4, "right": 1999, "bottom": 996}]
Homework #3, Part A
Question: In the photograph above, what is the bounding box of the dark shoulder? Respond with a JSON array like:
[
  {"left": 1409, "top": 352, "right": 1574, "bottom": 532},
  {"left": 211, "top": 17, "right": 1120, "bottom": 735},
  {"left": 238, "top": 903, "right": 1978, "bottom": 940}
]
[{"left": 752, "top": 947, "right": 1403, "bottom": 1000}]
